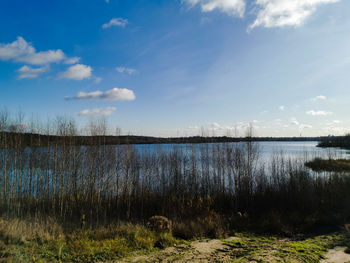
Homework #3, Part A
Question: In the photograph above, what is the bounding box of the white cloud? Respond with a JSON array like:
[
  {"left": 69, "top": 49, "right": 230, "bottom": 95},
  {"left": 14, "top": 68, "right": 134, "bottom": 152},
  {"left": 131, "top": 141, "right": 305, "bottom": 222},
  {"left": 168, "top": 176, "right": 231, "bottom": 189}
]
[
  {"left": 211, "top": 122, "right": 221, "bottom": 128},
  {"left": 306, "top": 110, "right": 332, "bottom": 116},
  {"left": 182, "top": 0, "right": 245, "bottom": 17},
  {"left": 311, "top": 95, "right": 326, "bottom": 102},
  {"left": 333, "top": 120, "right": 341, "bottom": 124},
  {"left": 102, "top": 18, "right": 128, "bottom": 29},
  {"left": 0, "top": 37, "right": 34, "bottom": 61},
  {"left": 249, "top": 0, "right": 340, "bottom": 30},
  {"left": 79, "top": 107, "right": 116, "bottom": 117},
  {"left": 0, "top": 36, "right": 65, "bottom": 65},
  {"left": 279, "top": 105, "right": 285, "bottom": 111},
  {"left": 21, "top": 50, "right": 65, "bottom": 65},
  {"left": 64, "top": 57, "right": 81, "bottom": 64},
  {"left": 291, "top": 118, "right": 311, "bottom": 130},
  {"left": 17, "top": 65, "right": 48, "bottom": 79},
  {"left": 291, "top": 117, "right": 299, "bottom": 125},
  {"left": 116, "top": 67, "right": 137, "bottom": 74},
  {"left": 322, "top": 126, "right": 349, "bottom": 135},
  {"left": 68, "top": 87, "right": 136, "bottom": 101},
  {"left": 59, "top": 64, "right": 92, "bottom": 80}
]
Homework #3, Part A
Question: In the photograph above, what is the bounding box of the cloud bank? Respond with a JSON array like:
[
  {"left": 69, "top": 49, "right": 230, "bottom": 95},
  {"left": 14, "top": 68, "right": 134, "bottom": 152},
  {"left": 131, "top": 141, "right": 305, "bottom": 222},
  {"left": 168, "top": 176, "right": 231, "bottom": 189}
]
[
  {"left": 183, "top": 0, "right": 341, "bottom": 29},
  {"left": 249, "top": 0, "right": 340, "bottom": 29},
  {"left": 183, "top": 0, "right": 245, "bottom": 17},
  {"left": 0, "top": 36, "right": 81, "bottom": 65},
  {"left": 306, "top": 110, "right": 332, "bottom": 116}
]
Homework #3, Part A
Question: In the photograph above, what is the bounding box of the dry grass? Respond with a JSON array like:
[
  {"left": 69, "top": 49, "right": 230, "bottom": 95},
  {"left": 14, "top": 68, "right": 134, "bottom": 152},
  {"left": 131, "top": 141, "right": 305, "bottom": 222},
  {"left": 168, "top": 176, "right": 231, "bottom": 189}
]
[
  {"left": 0, "top": 217, "right": 179, "bottom": 263},
  {"left": 0, "top": 217, "right": 64, "bottom": 244},
  {"left": 172, "top": 212, "right": 229, "bottom": 239}
]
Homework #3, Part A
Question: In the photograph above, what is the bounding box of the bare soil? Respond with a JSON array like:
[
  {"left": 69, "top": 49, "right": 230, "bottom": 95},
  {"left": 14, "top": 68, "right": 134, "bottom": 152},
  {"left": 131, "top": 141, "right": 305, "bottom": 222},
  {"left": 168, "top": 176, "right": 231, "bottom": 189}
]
[
  {"left": 116, "top": 236, "right": 350, "bottom": 263},
  {"left": 321, "top": 247, "right": 350, "bottom": 263}
]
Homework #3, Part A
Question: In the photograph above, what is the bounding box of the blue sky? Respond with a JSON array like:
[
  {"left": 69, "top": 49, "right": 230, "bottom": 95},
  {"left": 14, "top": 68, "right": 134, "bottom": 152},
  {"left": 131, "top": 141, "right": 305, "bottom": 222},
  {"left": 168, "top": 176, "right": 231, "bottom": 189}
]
[{"left": 1, "top": 0, "right": 350, "bottom": 137}]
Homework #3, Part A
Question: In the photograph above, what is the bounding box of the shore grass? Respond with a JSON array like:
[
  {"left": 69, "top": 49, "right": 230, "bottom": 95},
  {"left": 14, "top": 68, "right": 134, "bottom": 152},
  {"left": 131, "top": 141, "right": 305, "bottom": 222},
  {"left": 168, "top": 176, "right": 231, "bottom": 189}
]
[
  {"left": 305, "top": 158, "right": 350, "bottom": 172},
  {"left": 1, "top": 217, "right": 350, "bottom": 262},
  {"left": 0, "top": 217, "right": 180, "bottom": 263}
]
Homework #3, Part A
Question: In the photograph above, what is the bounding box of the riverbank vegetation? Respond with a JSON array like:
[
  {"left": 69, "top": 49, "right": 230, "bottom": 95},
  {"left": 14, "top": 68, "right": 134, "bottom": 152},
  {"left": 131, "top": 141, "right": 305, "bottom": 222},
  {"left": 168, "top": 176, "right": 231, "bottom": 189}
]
[
  {"left": 318, "top": 134, "right": 350, "bottom": 149},
  {"left": 2, "top": 129, "right": 350, "bottom": 235},
  {"left": 1, "top": 216, "right": 350, "bottom": 262},
  {"left": 0, "top": 217, "right": 179, "bottom": 262},
  {"left": 1, "top": 110, "right": 350, "bottom": 261},
  {"left": 305, "top": 158, "right": 350, "bottom": 172}
]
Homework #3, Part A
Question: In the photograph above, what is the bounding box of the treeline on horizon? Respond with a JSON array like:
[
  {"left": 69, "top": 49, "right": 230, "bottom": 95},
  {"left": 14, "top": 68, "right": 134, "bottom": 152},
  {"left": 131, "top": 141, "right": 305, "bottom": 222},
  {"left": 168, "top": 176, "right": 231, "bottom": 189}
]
[
  {"left": 0, "top": 108, "right": 324, "bottom": 148},
  {"left": 318, "top": 134, "right": 350, "bottom": 149},
  {"left": 0, "top": 131, "right": 322, "bottom": 148}
]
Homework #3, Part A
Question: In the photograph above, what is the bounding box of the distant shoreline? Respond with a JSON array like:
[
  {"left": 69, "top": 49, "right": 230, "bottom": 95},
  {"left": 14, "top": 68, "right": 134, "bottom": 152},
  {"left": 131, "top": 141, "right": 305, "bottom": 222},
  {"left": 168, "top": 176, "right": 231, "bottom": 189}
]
[
  {"left": 0, "top": 131, "right": 323, "bottom": 147},
  {"left": 317, "top": 135, "right": 350, "bottom": 150}
]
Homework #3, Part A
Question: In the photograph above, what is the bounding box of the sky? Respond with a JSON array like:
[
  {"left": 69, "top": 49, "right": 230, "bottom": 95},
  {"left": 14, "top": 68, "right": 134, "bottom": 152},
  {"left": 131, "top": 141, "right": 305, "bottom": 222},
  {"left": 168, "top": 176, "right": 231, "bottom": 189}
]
[{"left": 1, "top": 0, "right": 350, "bottom": 137}]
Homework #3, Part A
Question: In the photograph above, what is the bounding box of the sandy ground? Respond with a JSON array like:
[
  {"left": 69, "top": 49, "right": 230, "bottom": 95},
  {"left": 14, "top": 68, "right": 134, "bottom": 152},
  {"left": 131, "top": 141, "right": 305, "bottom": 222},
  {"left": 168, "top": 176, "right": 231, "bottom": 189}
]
[
  {"left": 115, "top": 237, "right": 238, "bottom": 263},
  {"left": 321, "top": 247, "right": 350, "bottom": 263},
  {"left": 115, "top": 237, "right": 350, "bottom": 263}
]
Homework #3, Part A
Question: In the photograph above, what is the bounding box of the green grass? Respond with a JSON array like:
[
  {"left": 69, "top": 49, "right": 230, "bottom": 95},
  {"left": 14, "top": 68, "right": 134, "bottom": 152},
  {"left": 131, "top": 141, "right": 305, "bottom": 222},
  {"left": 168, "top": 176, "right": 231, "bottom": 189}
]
[
  {"left": 223, "top": 233, "right": 350, "bottom": 263},
  {"left": 1, "top": 217, "right": 350, "bottom": 262},
  {"left": 0, "top": 218, "right": 180, "bottom": 263}
]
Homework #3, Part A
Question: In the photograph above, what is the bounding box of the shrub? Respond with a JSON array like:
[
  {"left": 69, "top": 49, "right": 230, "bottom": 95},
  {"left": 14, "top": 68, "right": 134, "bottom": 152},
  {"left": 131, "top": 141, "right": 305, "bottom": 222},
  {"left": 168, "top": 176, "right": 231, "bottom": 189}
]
[{"left": 147, "top": 216, "right": 172, "bottom": 233}]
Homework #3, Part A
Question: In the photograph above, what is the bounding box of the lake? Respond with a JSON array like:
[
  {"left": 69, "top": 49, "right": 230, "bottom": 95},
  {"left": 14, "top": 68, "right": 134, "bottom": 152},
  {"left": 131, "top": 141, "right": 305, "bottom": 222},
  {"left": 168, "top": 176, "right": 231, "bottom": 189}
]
[{"left": 133, "top": 141, "right": 350, "bottom": 163}]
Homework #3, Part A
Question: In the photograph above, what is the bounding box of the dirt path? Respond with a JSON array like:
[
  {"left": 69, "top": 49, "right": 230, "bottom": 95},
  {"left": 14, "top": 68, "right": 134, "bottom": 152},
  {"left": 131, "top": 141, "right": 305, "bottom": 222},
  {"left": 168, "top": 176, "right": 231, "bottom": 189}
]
[
  {"left": 117, "top": 236, "right": 350, "bottom": 263},
  {"left": 116, "top": 236, "right": 285, "bottom": 262},
  {"left": 118, "top": 238, "right": 238, "bottom": 263},
  {"left": 321, "top": 247, "right": 350, "bottom": 263}
]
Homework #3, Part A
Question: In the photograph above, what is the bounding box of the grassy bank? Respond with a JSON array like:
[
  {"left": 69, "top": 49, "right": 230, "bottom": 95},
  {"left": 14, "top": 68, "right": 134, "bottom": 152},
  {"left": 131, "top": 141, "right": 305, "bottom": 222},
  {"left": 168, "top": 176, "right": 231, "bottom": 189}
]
[
  {"left": 0, "top": 217, "right": 179, "bottom": 263},
  {"left": 1, "top": 217, "right": 350, "bottom": 262},
  {"left": 305, "top": 158, "right": 350, "bottom": 172}
]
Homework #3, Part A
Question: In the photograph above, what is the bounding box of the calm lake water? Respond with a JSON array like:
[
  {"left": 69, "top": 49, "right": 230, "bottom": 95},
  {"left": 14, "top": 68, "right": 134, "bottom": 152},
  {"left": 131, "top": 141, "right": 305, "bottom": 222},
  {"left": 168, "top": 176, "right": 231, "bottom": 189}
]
[
  {"left": 256, "top": 141, "right": 350, "bottom": 161},
  {"left": 133, "top": 141, "right": 350, "bottom": 163}
]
